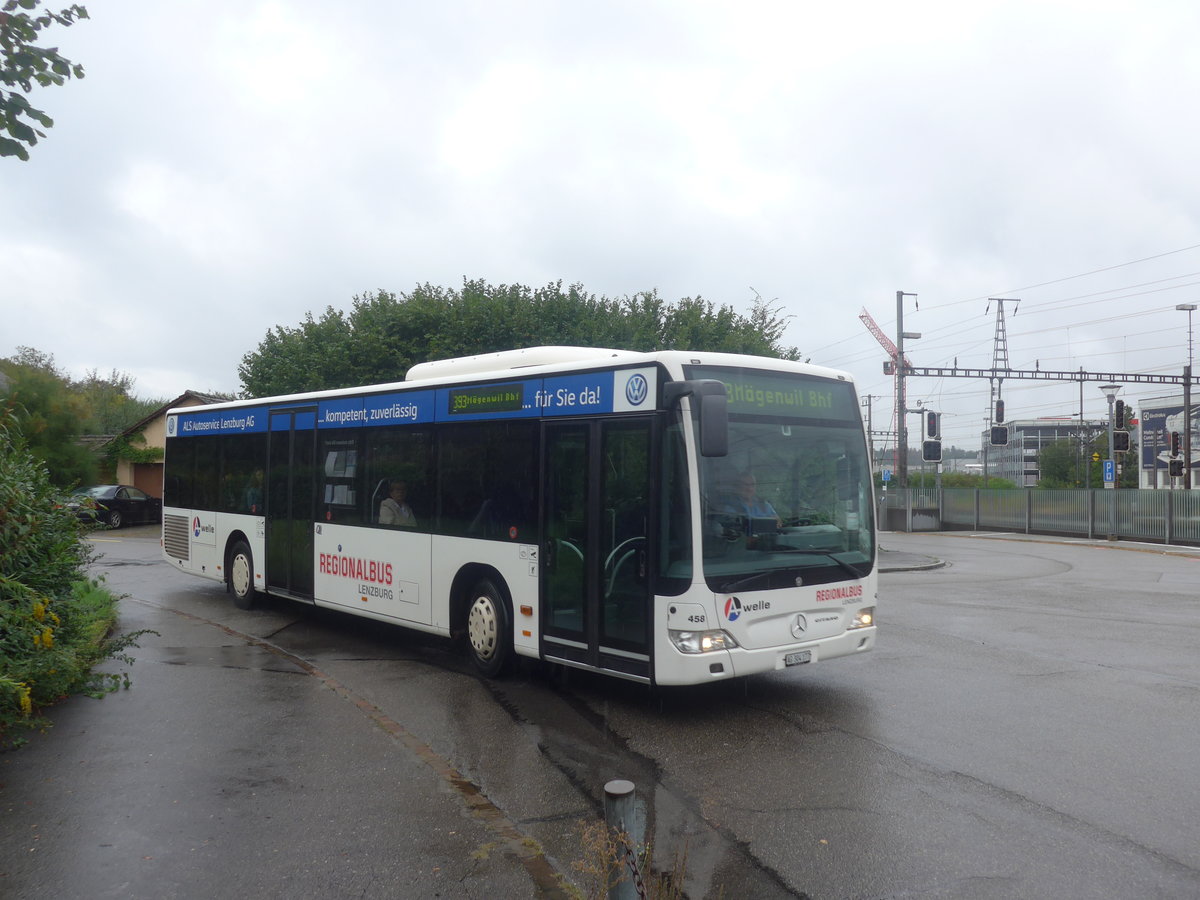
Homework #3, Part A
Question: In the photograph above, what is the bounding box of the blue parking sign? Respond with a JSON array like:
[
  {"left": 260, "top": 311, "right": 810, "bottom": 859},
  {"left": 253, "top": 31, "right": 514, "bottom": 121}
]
[{"left": 1103, "top": 459, "right": 1115, "bottom": 484}]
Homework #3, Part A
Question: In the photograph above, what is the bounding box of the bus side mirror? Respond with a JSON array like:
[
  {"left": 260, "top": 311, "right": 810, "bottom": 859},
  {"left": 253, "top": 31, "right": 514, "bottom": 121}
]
[
  {"left": 698, "top": 388, "right": 728, "bottom": 457},
  {"left": 664, "top": 379, "right": 728, "bottom": 458}
]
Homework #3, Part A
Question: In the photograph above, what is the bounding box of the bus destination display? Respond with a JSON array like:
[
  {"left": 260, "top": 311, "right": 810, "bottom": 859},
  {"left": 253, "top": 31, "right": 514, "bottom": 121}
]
[{"left": 447, "top": 384, "right": 525, "bottom": 415}]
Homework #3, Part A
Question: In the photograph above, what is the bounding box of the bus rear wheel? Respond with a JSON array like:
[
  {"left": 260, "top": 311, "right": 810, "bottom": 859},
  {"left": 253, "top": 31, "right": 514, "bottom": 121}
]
[
  {"left": 228, "top": 541, "right": 259, "bottom": 610},
  {"left": 466, "top": 579, "right": 511, "bottom": 678}
]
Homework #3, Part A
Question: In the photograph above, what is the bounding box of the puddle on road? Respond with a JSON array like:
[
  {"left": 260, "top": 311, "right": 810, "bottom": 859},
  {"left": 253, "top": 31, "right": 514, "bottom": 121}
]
[
  {"left": 152, "top": 644, "right": 310, "bottom": 674},
  {"left": 485, "top": 671, "right": 803, "bottom": 898}
]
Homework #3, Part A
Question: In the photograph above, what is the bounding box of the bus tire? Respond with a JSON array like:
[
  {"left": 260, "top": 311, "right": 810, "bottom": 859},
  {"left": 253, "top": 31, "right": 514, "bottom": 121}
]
[
  {"left": 228, "top": 540, "right": 259, "bottom": 610},
  {"left": 465, "top": 578, "right": 512, "bottom": 678}
]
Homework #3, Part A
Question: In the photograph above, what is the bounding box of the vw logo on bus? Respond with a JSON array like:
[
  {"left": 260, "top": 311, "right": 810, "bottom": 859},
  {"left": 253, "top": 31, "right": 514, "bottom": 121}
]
[{"left": 625, "top": 373, "right": 649, "bottom": 406}]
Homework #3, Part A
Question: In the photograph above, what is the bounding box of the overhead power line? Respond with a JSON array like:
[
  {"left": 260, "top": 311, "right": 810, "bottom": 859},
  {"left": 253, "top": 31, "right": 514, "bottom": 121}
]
[{"left": 925, "top": 242, "right": 1200, "bottom": 310}]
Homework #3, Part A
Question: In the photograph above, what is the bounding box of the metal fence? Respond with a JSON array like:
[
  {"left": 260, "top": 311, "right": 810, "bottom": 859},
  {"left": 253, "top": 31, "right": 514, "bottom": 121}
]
[{"left": 881, "top": 488, "right": 1200, "bottom": 546}]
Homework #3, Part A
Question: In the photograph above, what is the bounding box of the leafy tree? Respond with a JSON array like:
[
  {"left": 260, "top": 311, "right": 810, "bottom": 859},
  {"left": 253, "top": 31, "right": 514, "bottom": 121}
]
[
  {"left": 1028, "top": 434, "right": 1139, "bottom": 489},
  {"left": 0, "top": 356, "right": 94, "bottom": 486},
  {"left": 236, "top": 305, "right": 358, "bottom": 399},
  {"left": 1036, "top": 438, "right": 1084, "bottom": 489},
  {"left": 238, "top": 280, "right": 800, "bottom": 397},
  {"left": 0, "top": 348, "right": 165, "bottom": 486},
  {"left": 3, "top": 344, "right": 57, "bottom": 375},
  {"left": 74, "top": 368, "right": 164, "bottom": 435},
  {"left": 0, "top": 0, "right": 88, "bottom": 161}
]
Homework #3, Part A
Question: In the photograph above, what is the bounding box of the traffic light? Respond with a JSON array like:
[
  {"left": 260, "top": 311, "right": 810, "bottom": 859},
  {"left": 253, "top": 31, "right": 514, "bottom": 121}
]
[
  {"left": 922, "top": 439, "right": 942, "bottom": 463},
  {"left": 990, "top": 425, "right": 1008, "bottom": 446},
  {"left": 1170, "top": 431, "right": 1182, "bottom": 456},
  {"left": 1169, "top": 458, "right": 1184, "bottom": 478},
  {"left": 1112, "top": 430, "right": 1130, "bottom": 453},
  {"left": 925, "top": 410, "right": 940, "bottom": 440},
  {"left": 1115, "top": 400, "right": 1126, "bottom": 429},
  {"left": 995, "top": 399, "right": 1005, "bottom": 424}
]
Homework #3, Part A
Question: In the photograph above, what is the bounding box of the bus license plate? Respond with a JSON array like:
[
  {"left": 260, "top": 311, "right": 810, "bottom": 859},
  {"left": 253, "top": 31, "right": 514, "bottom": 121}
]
[{"left": 784, "top": 650, "right": 812, "bottom": 667}]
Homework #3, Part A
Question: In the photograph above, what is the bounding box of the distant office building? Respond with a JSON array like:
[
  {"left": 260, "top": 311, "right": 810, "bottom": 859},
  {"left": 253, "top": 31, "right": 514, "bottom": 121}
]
[{"left": 981, "top": 418, "right": 1105, "bottom": 487}]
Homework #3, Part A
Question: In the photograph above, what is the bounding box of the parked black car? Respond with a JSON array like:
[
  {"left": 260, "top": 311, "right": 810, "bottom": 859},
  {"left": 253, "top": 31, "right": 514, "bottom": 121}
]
[{"left": 67, "top": 485, "right": 163, "bottom": 528}]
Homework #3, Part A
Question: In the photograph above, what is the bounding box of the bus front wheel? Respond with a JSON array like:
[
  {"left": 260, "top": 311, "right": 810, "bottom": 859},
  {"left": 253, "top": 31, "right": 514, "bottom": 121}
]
[
  {"left": 466, "top": 579, "right": 511, "bottom": 678},
  {"left": 228, "top": 541, "right": 259, "bottom": 610}
]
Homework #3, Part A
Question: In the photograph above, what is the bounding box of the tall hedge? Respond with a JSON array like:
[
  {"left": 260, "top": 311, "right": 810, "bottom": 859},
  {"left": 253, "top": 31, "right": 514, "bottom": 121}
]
[{"left": 0, "top": 409, "right": 132, "bottom": 746}]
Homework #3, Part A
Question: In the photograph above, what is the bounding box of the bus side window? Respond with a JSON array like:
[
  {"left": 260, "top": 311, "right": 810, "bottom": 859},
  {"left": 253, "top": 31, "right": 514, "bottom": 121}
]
[
  {"left": 437, "top": 421, "right": 535, "bottom": 539},
  {"left": 365, "top": 426, "right": 431, "bottom": 530},
  {"left": 320, "top": 434, "right": 361, "bottom": 524}
]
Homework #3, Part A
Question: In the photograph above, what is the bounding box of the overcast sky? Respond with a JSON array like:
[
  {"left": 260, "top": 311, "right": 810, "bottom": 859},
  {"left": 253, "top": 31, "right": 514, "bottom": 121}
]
[{"left": 4, "top": 0, "right": 1199, "bottom": 450}]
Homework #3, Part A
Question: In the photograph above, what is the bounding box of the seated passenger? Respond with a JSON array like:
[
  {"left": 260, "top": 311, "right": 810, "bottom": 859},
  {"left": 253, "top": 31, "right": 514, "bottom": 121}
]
[{"left": 379, "top": 479, "right": 417, "bottom": 527}]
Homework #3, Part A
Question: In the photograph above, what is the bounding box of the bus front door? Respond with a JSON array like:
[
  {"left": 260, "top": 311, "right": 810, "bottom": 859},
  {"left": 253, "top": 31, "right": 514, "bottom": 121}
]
[
  {"left": 266, "top": 408, "right": 316, "bottom": 600},
  {"left": 542, "top": 418, "right": 652, "bottom": 680}
]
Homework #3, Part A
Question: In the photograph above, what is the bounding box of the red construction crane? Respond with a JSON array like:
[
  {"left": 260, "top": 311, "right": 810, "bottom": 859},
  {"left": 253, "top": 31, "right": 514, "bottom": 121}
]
[
  {"left": 858, "top": 307, "right": 909, "bottom": 476},
  {"left": 858, "top": 307, "right": 910, "bottom": 371}
]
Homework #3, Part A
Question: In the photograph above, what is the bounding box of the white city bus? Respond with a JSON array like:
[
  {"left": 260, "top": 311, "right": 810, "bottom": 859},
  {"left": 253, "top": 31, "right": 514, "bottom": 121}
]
[{"left": 161, "top": 347, "right": 877, "bottom": 685}]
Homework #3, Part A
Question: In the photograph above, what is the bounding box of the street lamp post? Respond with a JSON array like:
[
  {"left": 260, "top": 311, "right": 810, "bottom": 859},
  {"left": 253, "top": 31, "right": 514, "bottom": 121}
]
[
  {"left": 1100, "top": 383, "right": 1121, "bottom": 539},
  {"left": 1177, "top": 303, "right": 1196, "bottom": 490}
]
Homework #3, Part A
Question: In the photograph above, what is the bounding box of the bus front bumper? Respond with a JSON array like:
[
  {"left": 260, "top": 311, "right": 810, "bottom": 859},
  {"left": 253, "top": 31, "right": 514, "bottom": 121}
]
[{"left": 656, "top": 626, "right": 876, "bottom": 686}]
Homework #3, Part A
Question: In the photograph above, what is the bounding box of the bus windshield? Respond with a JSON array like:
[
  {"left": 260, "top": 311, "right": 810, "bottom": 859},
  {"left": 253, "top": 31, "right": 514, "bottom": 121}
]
[{"left": 686, "top": 366, "right": 875, "bottom": 593}]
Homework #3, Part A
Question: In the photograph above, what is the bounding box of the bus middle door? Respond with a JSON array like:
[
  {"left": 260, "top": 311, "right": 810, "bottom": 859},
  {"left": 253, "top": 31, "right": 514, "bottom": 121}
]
[
  {"left": 542, "top": 418, "right": 652, "bottom": 680},
  {"left": 266, "top": 407, "right": 317, "bottom": 601}
]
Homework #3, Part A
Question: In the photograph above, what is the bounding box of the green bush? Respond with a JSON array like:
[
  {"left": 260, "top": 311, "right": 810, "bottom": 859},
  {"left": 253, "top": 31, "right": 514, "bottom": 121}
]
[{"left": 0, "top": 410, "right": 149, "bottom": 748}]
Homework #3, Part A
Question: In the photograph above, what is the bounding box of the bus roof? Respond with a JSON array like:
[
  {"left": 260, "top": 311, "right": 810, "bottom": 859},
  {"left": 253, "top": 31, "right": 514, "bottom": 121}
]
[
  {"left": 405, "top": 346, "right": 639, "bottom": 381},
  {"left": 166, "top": 347, "right": 856, "bottom": 417}
]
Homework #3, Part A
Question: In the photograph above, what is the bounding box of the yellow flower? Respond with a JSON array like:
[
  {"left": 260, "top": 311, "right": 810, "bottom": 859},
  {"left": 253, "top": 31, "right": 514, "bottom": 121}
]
[
  {"left": 32, "top": 601, "right": 45, "bottom": 622},
  {"left": 40, "top": 627, "right": 54, "bottom": 649}
]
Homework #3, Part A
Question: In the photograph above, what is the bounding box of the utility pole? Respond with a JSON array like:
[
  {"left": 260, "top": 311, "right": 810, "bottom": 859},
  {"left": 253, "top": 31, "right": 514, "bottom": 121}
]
[
  {"left": 984, "top": 298, "right": 1019, "bottom": 489},
  {"left": 895, "top": 291, "right": 918, "bottom": 488},
  {"left": 860, "top": 394, "right": 879, "bottom": 470},
  {"left": 1178, "top": 304, "right": 1195, "bottom": 490},
  {"left": 1186, "top": 364, "right": 1193, "bottom": 490}
]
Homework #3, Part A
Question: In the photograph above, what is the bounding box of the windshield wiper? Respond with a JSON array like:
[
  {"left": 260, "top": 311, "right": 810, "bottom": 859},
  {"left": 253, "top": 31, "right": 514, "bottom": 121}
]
[
  {"left": 718, "top": 571, "right": 775, "bottom": 593},
  {"left": 719, "top": 551, "right": 865, "bottom": 593},
  {"left": 779, "top": 549, "right": 867, "bottom": 580}
]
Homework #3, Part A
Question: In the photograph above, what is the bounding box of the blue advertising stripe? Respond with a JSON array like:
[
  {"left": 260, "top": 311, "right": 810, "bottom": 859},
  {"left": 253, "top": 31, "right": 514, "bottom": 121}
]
[
  {"left": 539, "top": 373, "right": 615, "bottom": 417},
  {"left": 175, "top": 406, "right": 269, "bottom": 436},
  {"left": 434, "top": 373, "right": 616, "bottom": 422},
  {"left": 269, "top": 409, "right": 317, "bottom": 431},
  {"left": 173, "top": 370, "right": 633, "bottom": 436},
  {"left": 318, "top": 390, "right": 436, "bottom": 429}
]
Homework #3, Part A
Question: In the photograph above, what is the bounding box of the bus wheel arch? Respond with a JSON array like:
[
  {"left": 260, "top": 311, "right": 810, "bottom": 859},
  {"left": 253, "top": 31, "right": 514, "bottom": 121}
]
[
  {"left": 226, "top": 534, "right": 259, "bottom": 610},
  {"left": 454, "top": 566, "right": 513, "bottom": 677}
]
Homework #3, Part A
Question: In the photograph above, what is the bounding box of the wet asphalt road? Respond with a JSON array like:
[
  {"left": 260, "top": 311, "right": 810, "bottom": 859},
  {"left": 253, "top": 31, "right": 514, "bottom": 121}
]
[{"left": 2, "top": 528, "right": 1200, "bottom": 899}]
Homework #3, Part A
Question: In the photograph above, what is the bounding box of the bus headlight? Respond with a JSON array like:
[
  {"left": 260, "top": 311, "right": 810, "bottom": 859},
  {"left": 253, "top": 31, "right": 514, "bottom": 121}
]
[
  {"left": 669, "top": 629, "right": 738, "bottom": 654},
  {"left": 849, "top": 607, "right": 875, "bottom": 629}
]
